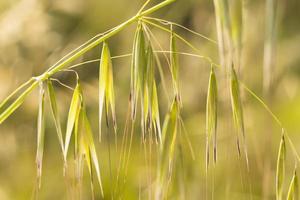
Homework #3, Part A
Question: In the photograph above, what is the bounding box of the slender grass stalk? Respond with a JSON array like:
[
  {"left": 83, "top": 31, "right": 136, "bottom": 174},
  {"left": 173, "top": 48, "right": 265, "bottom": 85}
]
[
  {"left": 0, "top": 81, "right": 38, "bottom": 124},
  {"left": 0, "top": 78, "right": 34, "bottom": 110}
]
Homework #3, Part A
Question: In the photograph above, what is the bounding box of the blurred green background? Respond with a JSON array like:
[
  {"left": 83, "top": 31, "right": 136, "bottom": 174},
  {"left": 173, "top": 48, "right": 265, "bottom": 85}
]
[{"left": 0, "top": 0, "right": 299, "bottom": 199}]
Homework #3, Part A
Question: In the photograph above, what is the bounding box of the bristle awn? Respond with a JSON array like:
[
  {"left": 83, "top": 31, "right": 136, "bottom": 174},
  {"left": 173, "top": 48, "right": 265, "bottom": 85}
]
[
  {"left": 287, "top": 167, "right": 299, "bottom": 200},
  {"left": 170, "top": 25, "right": 180, "bottom": 101},
  {"left": 64, "top": 79, "right": 82, "bottom": 162},
  {"left": 276, "top": 133, "right": 286, "bottom": 200},
  {"left": 36, "top": 81, "right": 45, "bottom": 188},
  {"left": 178, "top": 117, "right": 195, "bottom": 160},
  {"left": 230, "top": 65, "right": 248, "bottom": 168},
  {"left": 115, "top": 103, "right": 131, "bottom": 195},
  {"left": 124, "top": 120, "right": 136, "bottom": 178},
  {"left": 206, "top": 66, "right": 218, "bottom": 172},
  {"left": 47, "top": 79, "right": 65, "bottom": 157},
  {"left": 156, "top": 97, "right": 179, "bottom": 199}
]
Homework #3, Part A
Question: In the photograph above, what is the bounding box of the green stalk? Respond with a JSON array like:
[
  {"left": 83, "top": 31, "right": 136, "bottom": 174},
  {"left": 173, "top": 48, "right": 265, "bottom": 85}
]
[{"left": 0, "top": 0, "right": 175, "bottom": 124}]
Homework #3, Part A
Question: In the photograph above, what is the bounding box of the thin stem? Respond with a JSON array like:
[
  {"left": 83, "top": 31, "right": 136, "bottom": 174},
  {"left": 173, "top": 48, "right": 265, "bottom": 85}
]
[
  {"left": 241, "top": 82, "right": 300, "bottom": 163},
  {"left": 138, "top": 0, "right": 151, "bottom": 14},
  {"left": 143, "top": 16, "right": 217, "bottom": 44},
  {"left": 50, "top": 78, "right": 74, "bottom": 91},
  {"left": 67, "top": 50, "right": 217, "bottom": 71},
  {"left": 68, "top": 54, "right": 132, "bottom": 69},
  {"left": 142, "top": 18, "right": 219, "bottom": 67},
  {"left": 0, "top": 77, "right": 34, "bottom": 109},
  {"left": 241, "top": 82, "right": 282, "bottom": 127},
  {"left": 47, "top": 27, "right": 118, "bottom": 72},
  {"left": 0, "top": 81, "right": 38, "bottom": 124},
  {"left": 155, "top": 50, "right": 220, "bottom": 67}
]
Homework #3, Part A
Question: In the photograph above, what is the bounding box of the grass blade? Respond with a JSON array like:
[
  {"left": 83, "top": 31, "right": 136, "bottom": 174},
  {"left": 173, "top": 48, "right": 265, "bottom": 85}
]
[
  {"left": 47, "top": 80, "right": 64, "bottom": 155},
  {"left": 276, "top": 134, "right": 286, "bottom": 200},
  {"left": 36, "top": 82, "right": 45, "bottom": 188}
]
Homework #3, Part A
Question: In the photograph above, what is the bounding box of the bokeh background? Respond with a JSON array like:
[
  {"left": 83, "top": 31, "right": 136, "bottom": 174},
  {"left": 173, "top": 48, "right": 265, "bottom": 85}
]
[{"left": 0, "top": 0, "right": 299, "bottom": 199}]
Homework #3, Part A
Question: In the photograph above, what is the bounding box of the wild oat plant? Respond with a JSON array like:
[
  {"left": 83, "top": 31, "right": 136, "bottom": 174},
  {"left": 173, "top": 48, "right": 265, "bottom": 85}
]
[{"left": 0, "top": 0, "right": 299, "bottom": 199}]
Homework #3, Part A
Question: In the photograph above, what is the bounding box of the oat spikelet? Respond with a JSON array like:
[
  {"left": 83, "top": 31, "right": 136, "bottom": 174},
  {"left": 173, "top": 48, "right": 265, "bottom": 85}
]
[{"left": 205, "top": 66, "right": 218, "bottom": 172}]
